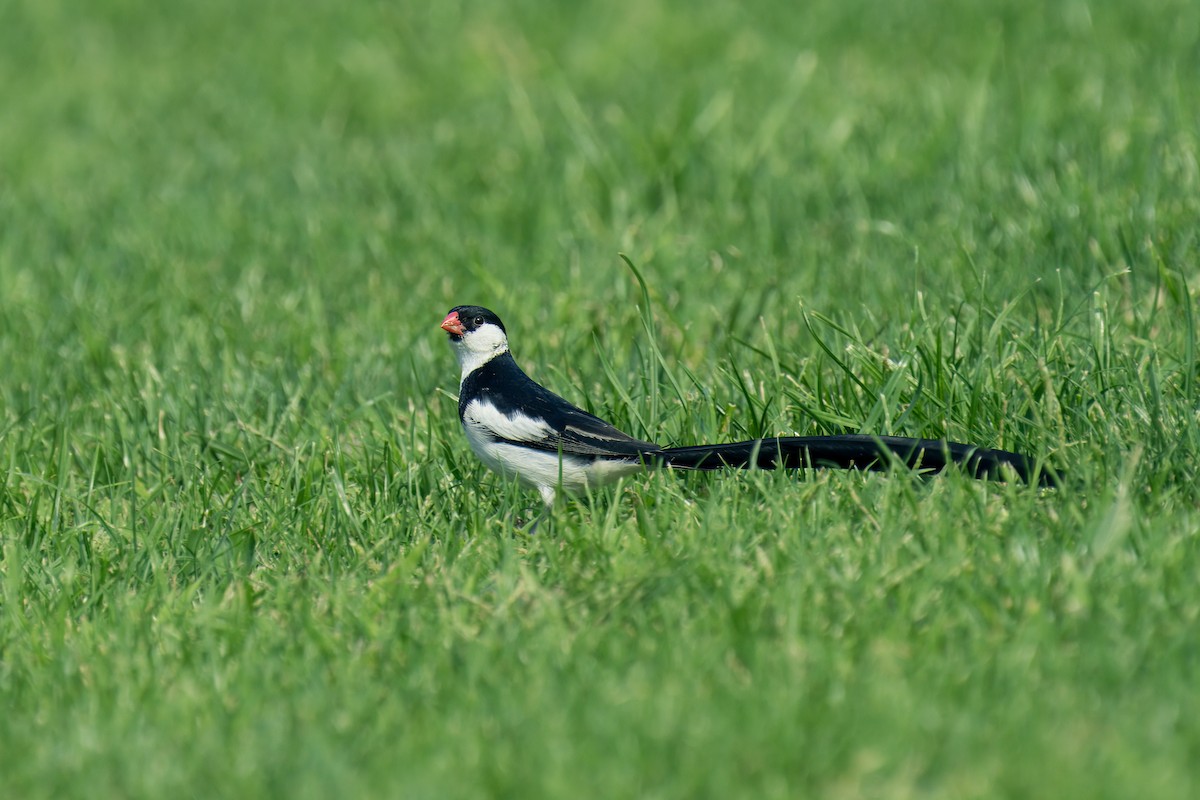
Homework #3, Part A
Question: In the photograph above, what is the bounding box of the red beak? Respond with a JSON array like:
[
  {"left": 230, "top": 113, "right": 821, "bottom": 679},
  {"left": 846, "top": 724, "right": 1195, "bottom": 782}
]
[{"left": 440, "top": 311, "right": 465, "bottom": 336}]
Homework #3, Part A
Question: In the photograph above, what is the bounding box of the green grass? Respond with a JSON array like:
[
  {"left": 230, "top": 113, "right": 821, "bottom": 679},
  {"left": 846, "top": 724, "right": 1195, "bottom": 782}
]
[{"left": 2, "top": 0, "right": 1198, "bottom": 796}]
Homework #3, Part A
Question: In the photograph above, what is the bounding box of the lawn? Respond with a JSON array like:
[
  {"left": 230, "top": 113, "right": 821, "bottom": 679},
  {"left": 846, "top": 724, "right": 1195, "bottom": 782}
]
[{"left": 1, "top": 0, "right": 1198, "bottom": 797}]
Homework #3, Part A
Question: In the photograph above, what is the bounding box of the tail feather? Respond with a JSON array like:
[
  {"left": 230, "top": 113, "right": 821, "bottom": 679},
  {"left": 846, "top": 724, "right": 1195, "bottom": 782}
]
[{"left": 654, "top": 435, "right": 1058, "bottom": 486}]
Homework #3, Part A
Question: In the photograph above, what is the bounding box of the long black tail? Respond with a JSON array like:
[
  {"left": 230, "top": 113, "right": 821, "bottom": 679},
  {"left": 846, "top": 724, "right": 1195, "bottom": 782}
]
[{"left": 654, "top": 435, "right": 1058, "bottom": 486}]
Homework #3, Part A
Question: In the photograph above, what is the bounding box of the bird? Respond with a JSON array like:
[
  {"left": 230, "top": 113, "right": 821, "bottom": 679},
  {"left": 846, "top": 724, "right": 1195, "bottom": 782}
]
[{"left": 440, "top": 304, "right": 1055, "bottom": 507}]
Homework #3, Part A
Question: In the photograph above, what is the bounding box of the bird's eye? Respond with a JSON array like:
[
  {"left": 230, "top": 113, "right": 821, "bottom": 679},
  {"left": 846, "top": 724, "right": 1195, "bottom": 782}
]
[{"left": 474, "top": 316, "right": 484, "bottom": 326}]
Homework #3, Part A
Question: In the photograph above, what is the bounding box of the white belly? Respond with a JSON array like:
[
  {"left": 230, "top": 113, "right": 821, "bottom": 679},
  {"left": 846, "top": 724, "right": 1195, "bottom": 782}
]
[{"left": 462, "top": 421, "right": 644, "bottom": 494}]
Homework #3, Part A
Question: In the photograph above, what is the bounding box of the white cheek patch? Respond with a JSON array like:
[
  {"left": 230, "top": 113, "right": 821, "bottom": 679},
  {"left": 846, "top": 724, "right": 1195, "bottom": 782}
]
[
  {"left": 464, "top": 399, "right": 554, "bottom": 443},
  {"left": 454, "top": 322, "right": 510, "bottom": 379},
  {"left": 466, "top": 324, "right": 507, "bottom": 355}
]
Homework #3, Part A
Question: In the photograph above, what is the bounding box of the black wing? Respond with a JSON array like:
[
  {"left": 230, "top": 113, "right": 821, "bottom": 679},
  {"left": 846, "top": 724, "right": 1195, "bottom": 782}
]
[{"left": 461, "top": 353, "right": 661, "bottom": 459}]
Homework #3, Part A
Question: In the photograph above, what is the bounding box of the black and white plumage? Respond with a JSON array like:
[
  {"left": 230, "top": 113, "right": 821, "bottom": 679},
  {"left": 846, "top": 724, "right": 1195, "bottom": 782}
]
[{"left": 441, "top": 305, "right": 1051, "bottom": 506}]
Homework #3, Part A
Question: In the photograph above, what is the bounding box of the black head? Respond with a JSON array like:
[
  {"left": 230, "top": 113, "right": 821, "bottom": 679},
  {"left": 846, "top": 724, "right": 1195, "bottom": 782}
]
[{"left": 440, "top": 305, "right": 507, "bottom": 339}]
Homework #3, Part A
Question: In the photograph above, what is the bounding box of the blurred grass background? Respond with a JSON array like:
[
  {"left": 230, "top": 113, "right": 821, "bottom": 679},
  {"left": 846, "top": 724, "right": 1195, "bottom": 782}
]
[{"left": 1, "top": 0, "right": 1198, "bottom": 797}]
